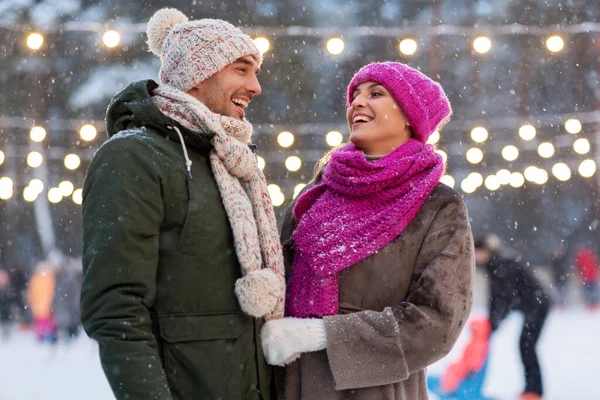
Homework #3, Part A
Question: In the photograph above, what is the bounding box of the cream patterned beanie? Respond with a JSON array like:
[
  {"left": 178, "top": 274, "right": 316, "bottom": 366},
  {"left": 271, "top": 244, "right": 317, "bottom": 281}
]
[{"left": 147, "top": 8, "right": 262, "bottom": 92}]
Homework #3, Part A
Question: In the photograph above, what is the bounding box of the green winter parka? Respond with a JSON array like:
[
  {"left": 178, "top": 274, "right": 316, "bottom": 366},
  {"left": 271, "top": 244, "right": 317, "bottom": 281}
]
[{"left": 80, "top": 80, "right": 272, "bottom": 400}]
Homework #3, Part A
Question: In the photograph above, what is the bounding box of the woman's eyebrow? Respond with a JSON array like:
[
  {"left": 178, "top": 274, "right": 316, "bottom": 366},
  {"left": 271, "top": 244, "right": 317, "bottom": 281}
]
[{"left": 353, "top": 83, "right": 384, "bottom": 96}]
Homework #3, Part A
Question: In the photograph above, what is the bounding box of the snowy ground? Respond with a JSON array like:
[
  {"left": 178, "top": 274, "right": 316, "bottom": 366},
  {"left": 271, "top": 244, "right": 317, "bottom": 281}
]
[
  {"left": 0, "top": 307, "right": 598, "bottom": 400},
  {"left": 0, "top": 328, "right": 113, "bottom": 400},
  {"left": 428, "top": 308, "right": 600, "bottom": 400}
]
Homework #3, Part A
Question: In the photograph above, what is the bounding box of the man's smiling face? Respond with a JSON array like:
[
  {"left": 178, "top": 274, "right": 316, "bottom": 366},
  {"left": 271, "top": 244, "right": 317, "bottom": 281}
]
[{"left": 188, "top": 55, "right": 262, "bottom": 120}]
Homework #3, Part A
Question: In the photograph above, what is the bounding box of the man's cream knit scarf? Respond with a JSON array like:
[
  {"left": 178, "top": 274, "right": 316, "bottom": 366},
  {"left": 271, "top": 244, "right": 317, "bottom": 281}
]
[{"left": 152, "top": 84, "right": 284, "bottom": 320}]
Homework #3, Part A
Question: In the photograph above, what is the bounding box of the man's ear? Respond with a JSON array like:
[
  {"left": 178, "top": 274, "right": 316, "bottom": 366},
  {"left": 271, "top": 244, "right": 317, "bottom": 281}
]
[{"left": 187, "top": 83, "right": 205, "bottom": 99}]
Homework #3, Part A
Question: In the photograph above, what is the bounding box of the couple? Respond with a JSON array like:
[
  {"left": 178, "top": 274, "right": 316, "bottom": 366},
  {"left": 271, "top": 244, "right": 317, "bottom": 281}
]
[{"left": 80, "top": 8, "right": 475, "bottom": 400}]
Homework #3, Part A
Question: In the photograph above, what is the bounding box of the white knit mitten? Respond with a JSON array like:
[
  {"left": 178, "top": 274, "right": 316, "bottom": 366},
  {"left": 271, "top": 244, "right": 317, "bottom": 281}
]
[{"left": 260, "top": 318, "right": 327, "bottom": 366}]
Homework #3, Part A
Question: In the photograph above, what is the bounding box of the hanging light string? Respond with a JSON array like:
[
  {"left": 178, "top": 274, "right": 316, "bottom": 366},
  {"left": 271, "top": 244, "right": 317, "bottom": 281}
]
[
  {"left": 2, "top": 109, "right": 600, "bottom": 135},
  {"left": 2, "top": 20, "right": 600, "bottom": 36}
]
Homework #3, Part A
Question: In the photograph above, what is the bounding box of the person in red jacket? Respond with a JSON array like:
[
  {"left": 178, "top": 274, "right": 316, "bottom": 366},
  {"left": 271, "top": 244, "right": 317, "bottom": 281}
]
[
  {"left": 437, "top": 317, "right": 492, "bottom": 399},
  {"left": 573, "top": 246, "right": 599, "bottom": 310}
]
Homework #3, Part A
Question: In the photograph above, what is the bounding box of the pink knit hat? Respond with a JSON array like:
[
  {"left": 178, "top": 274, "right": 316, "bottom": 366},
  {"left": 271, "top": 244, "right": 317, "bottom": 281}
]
[{"left": 347, "top": 62, "right": 452, "bottom": 143}]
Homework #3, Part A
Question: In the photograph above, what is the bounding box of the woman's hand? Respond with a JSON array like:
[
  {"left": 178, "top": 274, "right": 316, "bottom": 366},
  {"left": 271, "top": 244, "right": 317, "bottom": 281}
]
[{"left": 260, "top": 317, "right": 327, "bottom": 366}]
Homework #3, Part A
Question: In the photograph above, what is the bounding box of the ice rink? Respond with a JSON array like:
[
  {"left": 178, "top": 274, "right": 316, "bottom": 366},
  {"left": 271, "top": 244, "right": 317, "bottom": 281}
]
[
  {"left": 429, "top": 308, "right": 600, "bottom": 400},
  {"left": 0, "top": 307, "right": 598, "bottom": 400}
]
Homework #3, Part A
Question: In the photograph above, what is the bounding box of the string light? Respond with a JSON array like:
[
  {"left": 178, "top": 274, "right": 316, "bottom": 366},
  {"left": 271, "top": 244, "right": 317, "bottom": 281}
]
[
  {"left": 538, "top": 142, "right": 555, "bottom": 158},
  {"left": 0, "top": 177, "right": 13, "bottom": 188},
  {"left": 30, "top": 126, "right": 47, "bottom": 142},
  {"left": 253, "top": 37, "right": 270, "bottom": 54},
  {"left": 58, "top": 181, "right": 75, "bottom": 196},
  {"left": 534, "top": 169, "right": 549, "bottom": 185},
  {"left": 326, "top": 130, "right": 344, "bottom": 147},
  {"left": 26, "top": 33, "right": 44, "bottom": 50},
  {"left": 565, "top": 118, "right": 582, "bottom": 134},
  {"left": 546, "top": 35, "right": 565, "bottom": 52},
  {"left": 285, "top": 156, "right": 302, "bottom": 172},
  {"left": 518, "top": 124, "right": 536, "bottom": 141},
  {"left": 436, "top": 149, "right": 448, "bottom": 163},
  {"left": 64, "top": 154, "right": 81, "bottom": 170},
  {"left": 257, "top": 156, "right": 266, "bottom": 170},
  {"left": 509, "top": 172, "right": 525, "bottom": 188},
  {"left": 471, "top": 127, "right": 488, "bottom": 143},
  {"left": 48, "top": 187, "right": 63, "bottom": 204},
  {"left": 102, "top": 30, "right": 120, "bottom": 48},
  {"left": 473, "top": 36, "right": 492, "bottom": 54},
  {"left": 80, "top": 124, "right": 97, "bottom": 141},
  {"left": 277, "top": 131, "right": 295, "bottom": 148},
  {"left": 326, "top": 37, "right": 345, "bottom": 55},
  {"left": 0, "top": 177, "right": 13, "bottom": 200},
  {"left": 573, "top": 138, "right": 590, "bottom": 154},
  {"left": 524, "top": 166, "right": 539, "bottom": 182},
  {"left": 0, "top": 150, "right": 4, "bottom": 165},
  {"left": 579, "top": 159, "right": 596, "bottom": 178},
  {"left": 496, "top": 169, "right": 512, "bottom": 185},
  {"left": 28, "top": 179, "right": 44, "bottom": 194},
  {"left": 466, "top": 148, "right": 484, "bottom": 164},
  {"left": 399, "top": 38, "right": 418, "bottom": 55},
  {"left": 0, "top": 188, "right": 12, "bottom": 200},
  {"left": 427, "top": 130, "right": 440, "bottom": 145},
  {"left": 267, "top": 184, "right": 285, "bottom": 206},
  {"left": 461, "top": 178, "right": 477, "bottom": 194},
  {"left": 27, "top": 151, "right": 43, "bottom": 168},
  {"left": 552, "top": 162, "right": 571, "bottom": 181},
  {"left": 502, "top": 145, "right": 519, "bottom": 161},
  {"left": 23, "top": 186, "right": 38, "bottom": 202},
  {"left": 293, "top": 184, "right": 307, "bottom": 199},
  {"left": 468, "top": 172, "right": 484, "bottom": 188},
  {"left": 484, "top": 175, "right": 501, "bottom": 191},
  {"left": 440, "top": 175, "right": 455, "bottom": 188},
  {"left": 72, "top": 188, "right": 83, "bottom": 205}
]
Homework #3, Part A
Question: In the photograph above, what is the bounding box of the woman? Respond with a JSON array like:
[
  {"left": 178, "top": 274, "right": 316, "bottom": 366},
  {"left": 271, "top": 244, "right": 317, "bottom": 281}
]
[{"left": 261, "top": 62, "right": 475, "bottom": 400}]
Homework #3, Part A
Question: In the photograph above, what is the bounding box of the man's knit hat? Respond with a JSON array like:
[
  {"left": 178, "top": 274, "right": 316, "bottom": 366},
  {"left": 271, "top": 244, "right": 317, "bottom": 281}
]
[
  {"left": 146, "top": 8, "right": 262, "bottom": 92},
  {"left": 347, "top": 62, "right": 452, "bottom": 143}
]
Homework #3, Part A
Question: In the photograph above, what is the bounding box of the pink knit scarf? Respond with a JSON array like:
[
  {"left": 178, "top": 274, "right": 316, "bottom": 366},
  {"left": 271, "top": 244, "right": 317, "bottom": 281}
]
[{"left": 286, "top": 139, "right": 444, "bottom": 318}]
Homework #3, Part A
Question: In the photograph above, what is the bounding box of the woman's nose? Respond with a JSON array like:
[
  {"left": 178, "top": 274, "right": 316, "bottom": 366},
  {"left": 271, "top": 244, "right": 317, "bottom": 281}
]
[{"left": 351, "top": 94, "right": 366, "bottom": 108}]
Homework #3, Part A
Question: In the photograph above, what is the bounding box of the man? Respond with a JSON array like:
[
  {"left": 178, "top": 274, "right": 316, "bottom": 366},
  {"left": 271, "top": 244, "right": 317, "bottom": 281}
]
[
  {"left": 550, "top": 242, "right": 570, "bottom": 307},
  {"left": 474, "top": 234, "right": 551, "bottom": 400},
  {"left": 81, "top": 8, "right": 285, "bottom": 400},
  {"left": 0, "top": 262, "right": 29, "bottom": 336}
]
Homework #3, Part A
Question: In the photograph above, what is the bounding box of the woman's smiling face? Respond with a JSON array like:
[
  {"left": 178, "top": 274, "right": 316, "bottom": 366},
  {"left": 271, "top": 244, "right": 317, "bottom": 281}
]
[{"left": 346, "top": 81, "right": 412, "bottom": 156}]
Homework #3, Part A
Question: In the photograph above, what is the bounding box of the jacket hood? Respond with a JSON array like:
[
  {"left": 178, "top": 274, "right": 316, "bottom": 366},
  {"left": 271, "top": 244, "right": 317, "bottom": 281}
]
[{"left": 105, "top": 80, "right": 214, "bottom": 150}]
